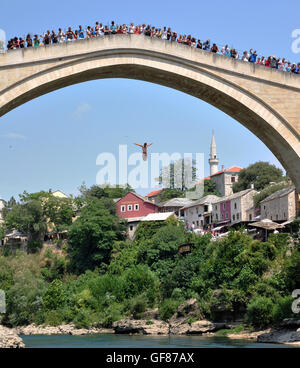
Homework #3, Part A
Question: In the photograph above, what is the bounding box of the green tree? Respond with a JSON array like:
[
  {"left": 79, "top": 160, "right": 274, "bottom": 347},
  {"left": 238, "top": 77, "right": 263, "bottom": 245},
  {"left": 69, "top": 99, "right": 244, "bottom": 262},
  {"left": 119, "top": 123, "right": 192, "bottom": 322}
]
[
  {"left": 7, "top": 196, "right": 17, "bottom": 208},
  {"left": 44, "top": 196, "right": 74, "bottom": 233},
  {"left": 68, "top": 198, "right": 126, "bottom": 274},
  {"left": 79, "top": 183, "right": 134, "bottom": 200},
  {"left": 232, "top": 162, "right": 284, "bottom": 193},
  {"left": 157, "top": 188, "right": 185, "bottom": 203},
  {"left": 5, "top": 200, "right": 47, "bottom": 247},
  {"left": 245, "top": 296, "right": 274, "bottom": 327},
  {"left": 203, "top": 179, "right": 221, "bottom": 197}
]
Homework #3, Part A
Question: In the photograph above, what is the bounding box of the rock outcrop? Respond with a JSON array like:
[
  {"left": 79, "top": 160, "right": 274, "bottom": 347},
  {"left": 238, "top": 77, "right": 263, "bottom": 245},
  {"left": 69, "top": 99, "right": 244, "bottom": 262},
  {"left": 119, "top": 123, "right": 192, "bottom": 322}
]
[
  {"left": 257, "top": 319, "right": 300, "bottom": 344},
  {"left": 258, "top": 329, "right": 300, "bottom": 344},
  {"left": 169, "top": 299, "right": 226, "bottom": 335},
  {"left": 113, "top": 319, "right": 169, "bottom": 335},
  {"left": 0, "top": 325, "right": 25, "bottom": 348},
  {"left": 142, "top": 308, "right": 159, "bottom": 320}
]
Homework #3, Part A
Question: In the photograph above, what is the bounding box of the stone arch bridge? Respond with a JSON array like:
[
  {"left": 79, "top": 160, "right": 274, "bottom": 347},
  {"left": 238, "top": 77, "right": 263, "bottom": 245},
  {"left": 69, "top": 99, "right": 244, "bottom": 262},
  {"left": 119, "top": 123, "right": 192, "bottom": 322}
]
[{"left": 0, "top": 34, "right": 300, "bottom": 190}]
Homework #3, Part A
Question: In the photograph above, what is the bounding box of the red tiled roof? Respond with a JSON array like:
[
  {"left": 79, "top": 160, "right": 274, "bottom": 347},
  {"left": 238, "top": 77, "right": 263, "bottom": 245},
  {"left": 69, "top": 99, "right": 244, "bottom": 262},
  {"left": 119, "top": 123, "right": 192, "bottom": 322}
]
[
  {"left": 116, "top": 192, "right": 159, "bottom": 206},
  {"left": 211, "top": 166, "right": 243, "bottom": 177},
  {"left": 196, "top": 167, "right": 243, "bottom": 185},
  {"left": 146, "top": 189, "right": 164, "bottom": 198}
]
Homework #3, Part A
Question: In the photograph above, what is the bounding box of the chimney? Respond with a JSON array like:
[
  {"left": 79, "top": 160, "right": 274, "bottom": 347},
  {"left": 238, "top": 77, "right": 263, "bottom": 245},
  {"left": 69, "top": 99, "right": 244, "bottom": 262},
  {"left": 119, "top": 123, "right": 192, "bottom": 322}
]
[{"left": 222, "top": 165, "right": 224, "bottom": 171}]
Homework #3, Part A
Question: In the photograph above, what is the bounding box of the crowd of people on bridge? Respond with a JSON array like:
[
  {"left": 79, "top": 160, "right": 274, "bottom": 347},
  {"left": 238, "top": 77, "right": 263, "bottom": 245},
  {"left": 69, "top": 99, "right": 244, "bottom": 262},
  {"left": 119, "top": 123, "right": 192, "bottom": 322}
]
[{"left": 4, "top": 21, "right": 300, "bottom": 74}]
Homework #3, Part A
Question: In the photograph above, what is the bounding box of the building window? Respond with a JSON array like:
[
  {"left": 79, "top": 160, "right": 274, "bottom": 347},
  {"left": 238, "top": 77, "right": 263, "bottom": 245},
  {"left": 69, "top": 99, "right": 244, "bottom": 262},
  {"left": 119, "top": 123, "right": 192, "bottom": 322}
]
[
  {"left": 216, "top": 214, "right": 218, "bottom": 220},
  {"left": 215, "top": 206, "right": 218, "bottom": 210},
  {"left": 234, "top": 203, "right": 237, "bottom": 210},
  {"left": 233, "top": 215, "right": 236, "bottom": 221},
  {"left": 129, "top": 225, "right": 133, "bottom": 231},
  {"left": 225, "top": 213, "right": 228, "bottom": 219},
  {"left": 223, "top": 203, "right": 226, "bottom": 210},
  {"left": 121, "top": 205, "right": 126, "bottom": 212},
  {"left": 231, "top": 176, "right": 236, "bottom": 183},
  {"left": 249, "top": 214, "right": 252, "bottom": 221},
  {"left": 221, "top": 214, "right": 224, "bottom": 220},
  {"left": 237, "top": 213, "right": 240, "bottom": 220},
  {"left": 276, "top": 214, "right": 278, "bottom": 220},
  {"left": 134, "top": 204, "right": 139, "bottom": 211},
  {"left": 204, "top": 205, "right": 209, "bottom": 212},
  {"left": 127, "top": 205, "right": 133, "bottom": 211}
]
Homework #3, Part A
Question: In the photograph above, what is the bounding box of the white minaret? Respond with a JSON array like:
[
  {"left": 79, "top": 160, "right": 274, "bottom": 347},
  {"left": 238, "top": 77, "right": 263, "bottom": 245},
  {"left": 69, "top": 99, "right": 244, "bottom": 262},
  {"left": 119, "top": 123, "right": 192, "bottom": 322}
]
[{"left": 209, "top": 131, "right": 219, "bottom": 176}]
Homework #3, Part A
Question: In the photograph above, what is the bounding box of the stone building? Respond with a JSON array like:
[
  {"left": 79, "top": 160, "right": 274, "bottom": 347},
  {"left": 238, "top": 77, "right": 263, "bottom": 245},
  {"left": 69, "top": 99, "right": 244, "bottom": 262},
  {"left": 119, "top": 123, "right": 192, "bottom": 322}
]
[
  {"left": 159, "top": 198, "right": 194, "bottom": 219},
  {"left": 181, "top": 195, "right": 220, "bottom": 229},
  {"left": 212, "top": 188, "right": 257, "bottom": 226},
  {"left": 260, "top": 186, "right": 298, "bottom": 222},
  {"left": 209, "top": 166, "right": 243, "bottom": 197}
]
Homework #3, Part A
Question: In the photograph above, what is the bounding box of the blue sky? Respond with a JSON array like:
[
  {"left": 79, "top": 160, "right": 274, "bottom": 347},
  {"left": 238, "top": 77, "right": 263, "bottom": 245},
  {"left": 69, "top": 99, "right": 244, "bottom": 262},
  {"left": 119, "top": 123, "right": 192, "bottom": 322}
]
[{"left": 0, "top": 0, "right": 299, "bottom": 200}]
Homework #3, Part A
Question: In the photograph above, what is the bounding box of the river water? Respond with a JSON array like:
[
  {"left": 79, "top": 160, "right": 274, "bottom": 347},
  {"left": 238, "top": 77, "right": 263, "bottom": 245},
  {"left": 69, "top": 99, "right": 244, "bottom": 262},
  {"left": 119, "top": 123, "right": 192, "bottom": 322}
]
[{"left": 21, "top": 334, "right": 293, "bottom": 348}]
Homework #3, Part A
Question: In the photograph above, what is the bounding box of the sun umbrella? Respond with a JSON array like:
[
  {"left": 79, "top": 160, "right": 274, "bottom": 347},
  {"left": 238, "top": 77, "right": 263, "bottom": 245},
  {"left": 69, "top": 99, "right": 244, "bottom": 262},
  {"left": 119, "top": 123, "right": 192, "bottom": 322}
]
[{"left": 249, "top": 219, "right": 285, "bottom": 230}]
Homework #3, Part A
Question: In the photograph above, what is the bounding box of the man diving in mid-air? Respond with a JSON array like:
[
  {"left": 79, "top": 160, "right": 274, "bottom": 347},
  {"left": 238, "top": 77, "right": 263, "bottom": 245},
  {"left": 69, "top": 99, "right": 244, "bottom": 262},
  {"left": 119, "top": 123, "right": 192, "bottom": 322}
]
[{"left": 134, "top": 142, "right": 153, "bottom": 161}]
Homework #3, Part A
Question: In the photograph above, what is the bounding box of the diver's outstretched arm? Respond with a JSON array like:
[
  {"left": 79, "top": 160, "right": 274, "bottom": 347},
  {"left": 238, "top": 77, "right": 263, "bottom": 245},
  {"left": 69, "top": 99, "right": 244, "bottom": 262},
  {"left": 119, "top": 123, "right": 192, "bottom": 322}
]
[
  {"left": 134, "top": 143, "right": 143, "bottom": 148},
  {"left": 147, "top": 143, "right": 154, "bottom": 147}
]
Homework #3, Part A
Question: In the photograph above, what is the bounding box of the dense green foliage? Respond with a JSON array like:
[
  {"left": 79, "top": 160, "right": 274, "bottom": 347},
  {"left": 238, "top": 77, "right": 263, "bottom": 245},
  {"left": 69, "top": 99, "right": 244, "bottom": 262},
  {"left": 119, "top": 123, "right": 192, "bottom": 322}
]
[
  {"left": 0, "top": 185, "right": 299, "bottom": 330},
  {"left": 1, "top": 222, "right": 299, "bottom": 329},
  {"left": 233, "top": 162, "right": 285, "bottom": 193},
  {"left": 68, "top": 198, "right": 126, "bottom": 274}
]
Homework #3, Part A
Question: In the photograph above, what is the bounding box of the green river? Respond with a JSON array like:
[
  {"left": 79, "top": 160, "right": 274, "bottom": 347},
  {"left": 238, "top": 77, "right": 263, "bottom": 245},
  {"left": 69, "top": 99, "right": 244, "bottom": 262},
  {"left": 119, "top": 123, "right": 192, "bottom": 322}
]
[{"left": 21, "top": 334, "right": 295, "bottom": 348}]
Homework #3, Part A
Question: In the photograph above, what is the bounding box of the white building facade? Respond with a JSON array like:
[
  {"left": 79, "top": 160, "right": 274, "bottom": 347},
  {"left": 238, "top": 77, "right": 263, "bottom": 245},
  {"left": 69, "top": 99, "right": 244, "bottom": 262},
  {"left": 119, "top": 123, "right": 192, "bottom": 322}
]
[{"left": 182, "top": 195, "right": 220, "bottom": 229}]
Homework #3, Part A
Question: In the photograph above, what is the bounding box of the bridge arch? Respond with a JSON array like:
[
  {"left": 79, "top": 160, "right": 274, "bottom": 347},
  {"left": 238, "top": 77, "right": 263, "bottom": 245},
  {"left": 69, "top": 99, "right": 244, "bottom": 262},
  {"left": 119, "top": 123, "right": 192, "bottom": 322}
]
[{"left": 0, "top": 34, "right": 300, "bottom": 189}]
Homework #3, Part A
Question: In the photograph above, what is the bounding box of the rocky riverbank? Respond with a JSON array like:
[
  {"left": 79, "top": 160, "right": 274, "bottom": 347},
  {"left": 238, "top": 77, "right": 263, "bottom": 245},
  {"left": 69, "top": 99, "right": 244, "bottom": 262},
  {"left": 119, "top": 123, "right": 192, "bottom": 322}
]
[
  {"left": 0, "top": 325, "right": 25, "bottom": 348},
  {"left": 112, "top": 300, "right": 300, "bottom": 347},
  {"left": 257, "top": 319, "right": 300, "bottom": 346},
  {"left": 1, "top": 299, "right": 299, "bottom": 347},
  {"left": 17, "top": 324, "right": 114, "bottom": 336}
]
